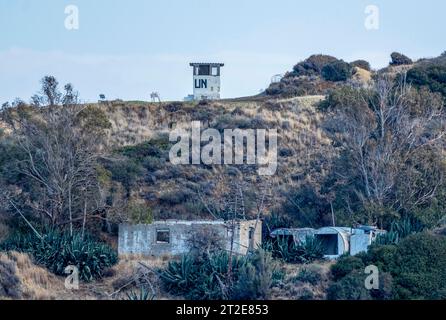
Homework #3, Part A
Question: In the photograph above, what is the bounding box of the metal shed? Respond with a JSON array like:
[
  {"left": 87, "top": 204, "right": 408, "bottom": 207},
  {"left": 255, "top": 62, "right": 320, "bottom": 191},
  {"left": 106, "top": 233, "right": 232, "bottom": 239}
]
[{"left": 315, "top": 227, "right": 352, "bottom": 259}]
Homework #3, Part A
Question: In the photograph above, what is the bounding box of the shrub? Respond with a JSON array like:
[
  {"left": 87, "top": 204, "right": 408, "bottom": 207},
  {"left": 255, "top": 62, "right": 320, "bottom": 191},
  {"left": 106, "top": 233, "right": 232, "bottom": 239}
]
[
  {"left": 294, "top": 268, "right": 322, "bottom": 285},
  {"left": 351, "top": 60, "right": 371, "bottom": 71},
  {"left": 265, "top": 75, "right": 334, "bottom": 97},
  {"left": 106, "top": 159, "right": 143, "bottom": 193},
  {"left": 198, "top": 100, "right": 209, "bottom": 106},
  {"left": 293, "top": 54, "right": 339, "bottom": 76},
  {"left": 361, "top": 245, "right": 399, "bottom": 273},
  {"left": 1, "top": 230, "right": 118, "bottom": 282},
  {"left": 127, "top": 202, "right": 153, "bottom": 224},
  {"left": 159, "top": 189, "right": 194, "bottom": 205},
  {"left": 390, "top": 52, "right": 413, "bottom": 66},
  {"left": 321, "top": 60, "right": 354, "bottom": 82},
  {"left": 407, "top": 64, "right": 446, "bottom": 98},
  {"left": 391, "top": 233, "right": 446, "bottom": 299},
  {"left": 279, "top": 148, "right": 294, "bottom": 157},
  {"left": 318, "top": 86, "right": 370, "bottom": 112},
  {"left": 327, "top": 270, "right": 372, "bottom": 300},
  {"left": 330, "top": 255, "right": 365, "bottom": 281},
  {"left": 117, "top": 137, "right": 170, "bottom": 162},
  {"left": 328, "top": 269, "right": 394, "bottom": 300},
  {"left": 163, "top": 102, "right": 183, "bottom": 113},
  {"left": 142, "top": 156, "right": 165, "bottom": 172},
  {"left": 298, "top": 287, "right": 315, "bottom": 300},
  {"left": 96, "top": 164, "right": 112, "bottom": 186},
  {"left": 231, "top": 250, "right": 273, "bottom": 300},
  {"left": 329, "top": 233, "right": 446, "bottom": 300},
  {"left": 271, "top": 267, "right": 286, "bottom": 287},
  {"left": 76, "top": 105, "right": 112, "bottom": 132},
  {"left": 374, "top": 231, "right": 399, "bottom": 246}
]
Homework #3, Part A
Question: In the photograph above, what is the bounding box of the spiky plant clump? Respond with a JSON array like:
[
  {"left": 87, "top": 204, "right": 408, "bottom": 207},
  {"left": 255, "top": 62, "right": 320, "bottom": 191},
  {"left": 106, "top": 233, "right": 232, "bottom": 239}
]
[
  {"left": 126, "top": 287, "right": 155, "bottom": 301},
  {"left": 160, "top": 251, "right": 240, "bottom": 300},
  {"left": 376, "top": 216, "right": 425, "bottom": 245},
  {"left": 265, "top": 236, "right": 324, "bottom": 264},
  {"left": 0, "top": 230, "right": 118, "bottom": 282},
  {"left": 160, "top": 249, "right": 275, "bottom": 300}
]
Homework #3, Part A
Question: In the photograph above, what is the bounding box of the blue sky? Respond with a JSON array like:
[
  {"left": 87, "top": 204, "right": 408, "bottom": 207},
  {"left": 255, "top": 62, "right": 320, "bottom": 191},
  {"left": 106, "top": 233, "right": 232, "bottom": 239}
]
[{"left": 0, "top": 0, "right": 445, "bottom": 103}]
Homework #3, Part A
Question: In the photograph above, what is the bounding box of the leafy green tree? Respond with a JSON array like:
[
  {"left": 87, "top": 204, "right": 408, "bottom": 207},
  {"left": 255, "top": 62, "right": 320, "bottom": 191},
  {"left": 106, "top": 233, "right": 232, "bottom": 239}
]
[
  {"left": 390, "top": 52, "right": 413, "bottom": 66},
  {"left": 321, "top": 60, "right": 353, "bottom": 82}
]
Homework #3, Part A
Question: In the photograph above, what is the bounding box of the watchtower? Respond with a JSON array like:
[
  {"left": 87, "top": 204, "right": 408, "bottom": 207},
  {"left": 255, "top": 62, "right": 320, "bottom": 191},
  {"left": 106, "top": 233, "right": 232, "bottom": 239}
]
[{"left": 189, "top": 62, "right": 224, "bottom": 100}]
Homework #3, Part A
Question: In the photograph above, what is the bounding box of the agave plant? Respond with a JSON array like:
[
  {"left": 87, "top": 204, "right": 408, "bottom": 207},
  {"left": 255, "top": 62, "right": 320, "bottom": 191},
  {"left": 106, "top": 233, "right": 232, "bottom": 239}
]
[
  {"left": 296, "top": 236, "right": 324, "bottom": 263},
  {"left": 376, "top": 216, "right": 425, "bottom": 245},
  {"left": 265, "top": 235, "right": 323, "bottom": 264},
  {"left": 0, "top": 229, "right": 118, "bottom": 282},
  {"left": 160, "top": 254, "right": 196, "bottom": 292},
  {"left": 126, "top": 287, "right": 155, "bottom": 301},
  {"left": 159, "top": 249, "right": 274, "bottom": 300}
]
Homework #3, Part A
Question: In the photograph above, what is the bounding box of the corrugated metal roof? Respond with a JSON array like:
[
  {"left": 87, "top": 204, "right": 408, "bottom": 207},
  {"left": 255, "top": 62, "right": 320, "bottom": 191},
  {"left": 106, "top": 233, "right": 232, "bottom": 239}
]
[
  {"left": 270, "top": 228, "right": 315, "bottom": 237},
  {"left": 316, "top": 227, "right": 353, "bottom": 235},
  {"left": 190, "top": 62, "right": 225, "bottom": 66}
]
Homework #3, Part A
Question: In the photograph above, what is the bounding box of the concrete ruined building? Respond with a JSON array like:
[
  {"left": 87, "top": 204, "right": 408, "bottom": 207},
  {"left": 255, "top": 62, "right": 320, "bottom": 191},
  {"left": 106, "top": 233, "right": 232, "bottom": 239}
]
[
  {"left": 189, "top": 62, "right": 224, "bottom": 101},
  {"left": 118, "top": 219, "right": 262, "bottom": 257},
  {"left": 270, "top": 225, "right": 386, "bottom": 259}
]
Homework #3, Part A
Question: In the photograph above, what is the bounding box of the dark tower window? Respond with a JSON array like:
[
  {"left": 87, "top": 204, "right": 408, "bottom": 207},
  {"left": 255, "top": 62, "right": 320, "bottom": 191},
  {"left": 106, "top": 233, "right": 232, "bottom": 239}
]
[{"left": 198, "top": 65, "right": 210, "bottom": 75}]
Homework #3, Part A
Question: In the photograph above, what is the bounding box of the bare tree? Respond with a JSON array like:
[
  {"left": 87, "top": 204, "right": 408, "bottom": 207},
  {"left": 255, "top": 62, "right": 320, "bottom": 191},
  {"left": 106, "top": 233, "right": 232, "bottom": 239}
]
[
  {"left": 326, "top": 74, "right": 446, "bottom": 224},
  {"left": 1, "top": 77, "right": 111, "bottom": 236}
]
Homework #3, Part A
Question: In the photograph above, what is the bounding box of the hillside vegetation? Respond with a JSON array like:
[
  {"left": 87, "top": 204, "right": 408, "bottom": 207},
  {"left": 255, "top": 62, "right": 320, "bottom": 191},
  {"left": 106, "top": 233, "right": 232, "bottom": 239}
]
[{"left": 1, "top": 51, "right": 446, "bottom": 300}]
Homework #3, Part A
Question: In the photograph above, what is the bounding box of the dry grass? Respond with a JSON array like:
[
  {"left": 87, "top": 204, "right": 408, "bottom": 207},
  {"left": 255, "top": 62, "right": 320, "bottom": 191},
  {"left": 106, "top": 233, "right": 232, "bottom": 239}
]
[
  {"left": 0, "top": 249, "right": 176, "bottom": 300},
  {"left": 95, "top": 96, "right": 337, "bottom": 221},
  {"left": 107, "top": 255, "right": 173, "bottom": 300},
  {"left": 271, "top": 260, "right": 334, "bottom": 300},
  {"left": 353, "top": 67, "right": 372, "bottom": 84},
  {"left": 0, "top": 251, "right": 62, "bottom": 300},
  {"left": 55, "top": 255, "right": 174, "bottom": 300}
]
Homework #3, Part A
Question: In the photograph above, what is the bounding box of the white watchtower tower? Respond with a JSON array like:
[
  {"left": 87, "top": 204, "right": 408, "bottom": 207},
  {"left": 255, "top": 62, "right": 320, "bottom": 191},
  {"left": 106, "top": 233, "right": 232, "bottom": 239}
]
[{"left": 190, "top": 62, "right": 224, "bottom": 100}]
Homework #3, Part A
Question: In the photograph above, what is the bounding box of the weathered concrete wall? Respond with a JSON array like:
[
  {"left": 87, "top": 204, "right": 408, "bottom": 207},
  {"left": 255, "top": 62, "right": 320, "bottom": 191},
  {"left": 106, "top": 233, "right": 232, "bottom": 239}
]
[{"left": 118, "top": 220, "right": 262, "bottom": 257}]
